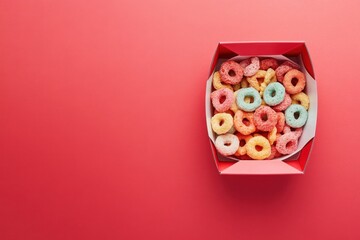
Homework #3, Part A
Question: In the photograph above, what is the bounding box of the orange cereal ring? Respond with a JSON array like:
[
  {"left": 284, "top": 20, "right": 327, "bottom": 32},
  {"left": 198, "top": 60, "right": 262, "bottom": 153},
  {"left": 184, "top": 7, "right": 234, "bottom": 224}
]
[
  {"left": 268, "top": 127, "right": 277, "bottom": 145},
  {"left": 245, "top": 136, "right": 271, "bottom": 160},
  {"left": 234, "top": 110, "right": 256, "bottom": 135},
  {"left": 283, "top": 69, "right": 306, "bottom": 94},
  {"left": 211, "top": 113, "right": 233, "bottom": 135},
  {"left": 213, "top": 71, "right": 233, "bottom": 90},
  {"left": 235, "top": 133, "right": 252, "bottom": 156},
  {"left": 291, "top": 92, "right": 310, "bottom": 110},
  {"left": 246, "top": 70, "right": 266, "bottom": 91}
]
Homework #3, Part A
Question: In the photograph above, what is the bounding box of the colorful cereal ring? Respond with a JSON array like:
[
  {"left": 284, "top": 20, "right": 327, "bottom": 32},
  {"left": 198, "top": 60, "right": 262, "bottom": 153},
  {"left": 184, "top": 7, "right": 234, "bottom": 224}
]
[
  {"left": 212, "top": 71, "right": 233, "bottom": 90},
  {"left": 211, "top": 113, "right": 234, "bottom": 135},
  {"left": 219, "top": 61, "right": 243, "bottom": 84},
  {"left": 275, "top": 112, "right": 285, "bottom": 133},
  {"left": 291, "top": 92, "right": 310, "bottom": 110},
  {"left": 283, "top": 69, "right": 306, "bottom": 94},
  {"left": 235, "top": 133, "right": 252, "bottom": 156},
  {"left": 263, "top": 82, "right": 286, "bottom": 106},
  {"left": 245, "top": 136, "right": 271, "bottom": 160},
  {"left": 244, "top": 57, "right": 260, "bottom": 77},
  {"left": 275, "top": 64, "right": 293, "bottom": 83},
  {"left": 246, "top": 70, "right": 266, "bottom": 91},
  {"left": 268, "top": 127, "right": 277, "bottom": 145},
  {"left": 260, "top": 58, "right": 279, "bottom": 70},
  {"left": 259, "top": 68, "right": 277, "bottom": 96},
  {"left": 211, "top": 88, "right": 234, "bottom": 112},
  {"left": 275, "top": 132, "right": 299, "bottom": 155},
  {"left": 253, "top": 106, "right": 277, "bottom": 131},
  {"left": 234, "top": 110, "right": 256, "bottom": 135},
  {"left": 285, "top": 104, "right": 308, "bottom": 128},
  {"left": 236, "top": 87, "right": 262, "bottom": 112},
  {"left": 215, "top": 133, "right": 239, "bottom": 156}
]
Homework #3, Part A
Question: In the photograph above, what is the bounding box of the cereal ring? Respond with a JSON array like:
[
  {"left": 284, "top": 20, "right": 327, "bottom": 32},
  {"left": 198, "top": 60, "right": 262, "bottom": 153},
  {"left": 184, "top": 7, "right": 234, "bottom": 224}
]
[
  {"left": 235, "top": 133, "right": 252, "bottom": 156},
  {"left": 283, "top": 125, "right": 303, "bottom": 139},
  {"left": 283, "top": 69, "right": 306, "bottom": 94},
  {"left": 212, "top": 71, "right": 233, "bottom": 90},
  {"left": 211, "top": 88, "right": 234, "bottom": 112},
  {"left": 260, "top": 58, "right": 279, "bottom": 70},
  {"left": 259, "top": 68, "right": 276, "bottom": 96},
  {"left": 291, "top": 92, "right": 310, "bottom": 110},
  {"left": 236, "top": 87, "right": 262, "bottom": 112},
  {"left": 282, "top": 60, "right": 301, "bottom": 70},
  {"left": 244, "top": 57, "right": 260, "bottom": 77},
  {"left": 266, "top": 145, "right": 278, "bottom": 160},
  {"left": 275, "top": 112, "right": 285, "bottom": 133},
  {"left": 275, "top": 64, "right": 293, "bottom": 83},
  {"left": 230, "top": 90, "right": 240, "bottom": 113},
  {"left": 263, "top": 82, "right": 286, "bottom": 106},
  {"left": 272, "top": 93, "right": 291, "bottom": 112},
  {"left": 245, "top": 136, "right": 271, "bottom": 160},
  {"left": 275, "top": 132, "right": 299, "bottom": 155},
  {"left": 211, "top": 113, "right": 234, "bottom": 134},
  {"left": 219, "top": 61, "right": 243, "bottom": 84},
  {"left": 246, "top": 70, "right": 266, "bottom": 91},
  {"left": 285, "top": 104, "right": 308, "bottom": 128},
  {"left": 234, "top": 110, "right": 256, "bottom": 135},
  {"left": 215, "top": 133, "right": 239, "bottom": 156},
  {"left": 214, "top": 109, "right": 234, "bottom": 116},
  {"left": 239, "top": 58, "right": 251, "bottom": 69},
  {"left": 268, "top": 127, "right": 277, "bottom": 145},
  {"left": 253, "top": 106, "right": 277, "bottom": 131}
]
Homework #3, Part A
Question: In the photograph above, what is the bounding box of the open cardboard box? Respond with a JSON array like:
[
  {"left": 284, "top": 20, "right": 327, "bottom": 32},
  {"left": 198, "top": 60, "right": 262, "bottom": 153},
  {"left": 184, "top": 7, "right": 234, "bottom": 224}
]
[{"left": 205, "top": 42, "right": 318, "bottom": 175}]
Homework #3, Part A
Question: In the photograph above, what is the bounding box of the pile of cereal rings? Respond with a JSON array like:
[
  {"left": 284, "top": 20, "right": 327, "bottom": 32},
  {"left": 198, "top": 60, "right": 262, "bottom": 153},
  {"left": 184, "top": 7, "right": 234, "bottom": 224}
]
[{"left": 210, "top": 57, "right": 310, "bottom": 160}]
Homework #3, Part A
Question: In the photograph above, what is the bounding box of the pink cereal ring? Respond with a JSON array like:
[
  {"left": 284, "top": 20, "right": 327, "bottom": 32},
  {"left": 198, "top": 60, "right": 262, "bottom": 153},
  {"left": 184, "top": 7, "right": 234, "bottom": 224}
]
[
  {"left": 282, "top": 60, "right": 301, "bottom": 70},
  {"left": 260, "top": 58, "right": 279, "bottom": 70},
  {"left": 244, "top": 57, "right": 260, "bottom": 77},
  {"left": 283, "top": 125, "right": 303, "bottom": 139},
  {"left": 219, "top": 61, "right": 243, "bottom": 84},
  {"left": 283, "top": 69, "right": 306, "bottom": 94},
  {"left": 275, "top": 65, "right": 293, "bottom": 83},
  {"left": 272, "top": 93, "right": 291, "bottom": 112},
  {"left": 239, "top": 58, "right": 251, "bottom": 69},
  {"left": 211, "top": 88, "right": 234, "bottom": 112},
  {"left": 276, "top": 112, "right": 285, "bottom": 133},
  {"left": 215, "top": 133, "right": 239, "bottom": 156},
  {"left": 253, "top": 106, "right": 277, "bottom": 131},
  {"left": 275, "top": 132, "right": 299, "bottom": 155}
]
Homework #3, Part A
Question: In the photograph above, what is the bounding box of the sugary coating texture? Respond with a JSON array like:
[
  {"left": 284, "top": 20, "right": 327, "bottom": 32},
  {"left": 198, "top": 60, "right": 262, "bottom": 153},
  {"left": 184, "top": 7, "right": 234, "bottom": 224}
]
[
  {"left": 275, "top": 112, "right": 285, "bottom": 133},
  {"left": 236, "top": 87, "right": 262, "bottom": 112},
  {"left": 211, "top": 88, "right": 234, "bottom": 112},
  {"left": 260, "top": 68, "right": 277, "bottom": 96},
  {"left": 275, "top": 64, "right": 293, "bottom": 83},
  {"left": 253, "top": 106, "right": 277, "bottom": 131},
  {"left": 214, "top": 109, "right": 234, "bottom": 116},
  {"left": 212, "top": 71, "right": 233, "bottom": 90},
  {"left": 285, "top": 104, "right": 308, "bottom": 128},
  {"left": 268, "top": 127, "right": 277, "bottom": 145},
  {"left": 234, "top": 110, "right": 256, "bottom": 135},
  {"left": 235, "top": 133, "right": 253, "bottom": 156},
  {"left": 275, "top": 132, "right": 298, "bottom": 155},
  {"left": 263, "top": 82, "right": 286, "bottom": 106},
  {"left": 239, "top": 58, "right": 251, "bottom": 69},
  {"left": 215, "top": 134, "right": 239, "bottom": 156},
  {"left": 282, "top": 60, "right": 301, "bottom": 70},
  {"left": 291, "top": 92, "right": 310, "bottom": 110},
  {"left": 245, "top": 136, "right": 271, "bottom": 160},
  {"left": 211, "top": 113, "right": 234, "bottom": 135},
  {"left": 219, "top": 61, "right": 243, "bottom": 84},
  {"left": 244, "top": 57, "right": 260, "bottom": 77},
  {"left": 283, "top": 125, "right": 303, "bottom": 139},
  {"left": 260, "top": 58, "right": 279, "bottom": 70},
  {"left": 246, "top": 70, "right": 266, "bottom": 91},
  {"left": 272, "top": 93, "right": 291, "bottom": 112},
  {"left": 283, "top": 69, "right": 306, "bottom": 94}
]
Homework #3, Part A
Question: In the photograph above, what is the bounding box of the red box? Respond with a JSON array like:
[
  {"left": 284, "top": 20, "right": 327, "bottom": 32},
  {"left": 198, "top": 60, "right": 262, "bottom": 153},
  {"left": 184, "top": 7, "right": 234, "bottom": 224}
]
[{"left": 205, "top": 42, "right": 317, "bottom": 175}]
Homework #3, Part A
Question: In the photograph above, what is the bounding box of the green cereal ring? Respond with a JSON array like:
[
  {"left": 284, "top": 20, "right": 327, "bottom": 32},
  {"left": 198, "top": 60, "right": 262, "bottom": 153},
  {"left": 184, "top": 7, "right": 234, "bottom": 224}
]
[
  {"left": 263, "top": 82, "right": 285, "bottom": 106},
  {"left": 236, "top": 87, "right": 261, "bottom": 112},
  {"left": 285, "top": 104, "right": 308, "bottom": 128}
]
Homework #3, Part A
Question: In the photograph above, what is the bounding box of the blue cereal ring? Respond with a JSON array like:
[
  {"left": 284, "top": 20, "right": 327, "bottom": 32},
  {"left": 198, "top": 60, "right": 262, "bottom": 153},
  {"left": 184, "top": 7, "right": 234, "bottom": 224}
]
[
  {"left": 263, "top": 82, "right": 285, "bottom": 106},
  {"left": 285, "top": 104, "right": 308, "bottom": 128},
  {"left": 236, "top": 87, "right": 261, "bottom": 112}
]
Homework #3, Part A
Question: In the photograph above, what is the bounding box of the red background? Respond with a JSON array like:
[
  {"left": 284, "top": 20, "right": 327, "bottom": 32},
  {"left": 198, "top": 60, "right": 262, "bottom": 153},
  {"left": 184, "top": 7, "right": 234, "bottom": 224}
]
[{"left": 1, "top": 0, "right": 359, "bottom": 239}]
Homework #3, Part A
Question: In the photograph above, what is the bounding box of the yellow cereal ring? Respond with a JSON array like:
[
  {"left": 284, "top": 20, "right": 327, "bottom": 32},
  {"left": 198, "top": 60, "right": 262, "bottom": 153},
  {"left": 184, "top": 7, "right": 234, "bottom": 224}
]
[
  {"left": 246, "top": 70, "right": 266, "bottom": 91},
  {"left": 212, "top": 71, "right": 233, "bottom": 90},
  {"left": 259, "top": 68, "right": 277, "bottom": 96},
  {"left": 211, "top": 113, "right": 233, "bottom": 135},
  {"left": 235, "top": 133, "right": 253, "bottom": 156},
  {"left": 230, "top": 90, "right": 240, "bottom": 113},
  {"left": 245, "top": 136, "right": 271, "bottom": 160},
  {"left": 291, "top": 92, "right": 310, "bottom": 110},
  {"left": 268, "top": 127, "right": 277, "bottom": 145}
]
